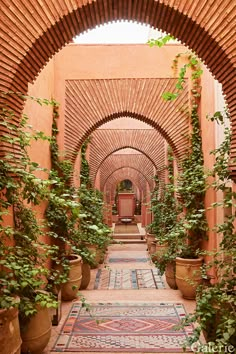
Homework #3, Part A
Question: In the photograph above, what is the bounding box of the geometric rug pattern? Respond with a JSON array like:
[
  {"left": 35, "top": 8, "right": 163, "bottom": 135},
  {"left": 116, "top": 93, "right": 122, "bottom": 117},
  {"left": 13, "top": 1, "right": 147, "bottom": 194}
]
[
  {"left": 114, "top": 224, "right": 139, "bottom": 234},
  {"left": 94, "top": 269, "right": 165, "bottom": 289},
  {"left": 108, "top": 257, "right": 149, "bottom": 263},
  {"left": 52, "top": 302, "right": 193, "bottom": 352}
]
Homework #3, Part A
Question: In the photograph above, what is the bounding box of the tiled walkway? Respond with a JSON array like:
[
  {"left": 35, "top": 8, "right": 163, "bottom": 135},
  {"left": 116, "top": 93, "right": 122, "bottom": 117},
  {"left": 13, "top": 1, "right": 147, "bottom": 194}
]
[{"left": 46, "top": 224, "right": 196, "bottom": 354}]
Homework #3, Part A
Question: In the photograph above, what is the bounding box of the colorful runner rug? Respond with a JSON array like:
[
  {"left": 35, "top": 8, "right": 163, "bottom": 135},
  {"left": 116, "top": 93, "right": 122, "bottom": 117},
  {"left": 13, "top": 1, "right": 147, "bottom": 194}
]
[
  {"left": 114, "top": 224, "right": 139, "bottom": 234},
  {"left": 108, "top": 257, "right": 148, "bottom": 263},
  {"left": 94, "top": 269, "right": 165, "bottom": 289},
  {"left": 52, "top": 302, "right": 193, "bottom": 352}
]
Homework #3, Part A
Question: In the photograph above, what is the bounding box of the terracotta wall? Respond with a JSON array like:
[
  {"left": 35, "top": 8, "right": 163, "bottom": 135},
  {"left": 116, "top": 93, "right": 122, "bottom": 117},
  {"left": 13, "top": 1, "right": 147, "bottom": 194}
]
[
  {"left": 21, "top": 43, "right": 228, "bottom": 255},
  {"left": 23, "top": 59, "right": 55, "bottom": 246}
]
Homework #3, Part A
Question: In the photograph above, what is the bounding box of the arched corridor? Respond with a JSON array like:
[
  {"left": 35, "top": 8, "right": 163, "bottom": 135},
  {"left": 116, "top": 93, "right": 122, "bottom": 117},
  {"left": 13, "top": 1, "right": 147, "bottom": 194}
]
[
  {"left": 47, "top": 223, "right": 196, "bottom": 353},
  {"left": 1, "top": 2, "right": 236, "bottom": 353}
]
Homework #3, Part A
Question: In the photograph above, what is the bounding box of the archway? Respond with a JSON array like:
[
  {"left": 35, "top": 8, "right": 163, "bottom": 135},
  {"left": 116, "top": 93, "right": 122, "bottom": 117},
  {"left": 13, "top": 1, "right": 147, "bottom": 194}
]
[
  {"left": 1, "top": 1, "right": 236, "bottom": 173},
  {"left": 98, "top": 148, "right": 156, "bottom": 192}
]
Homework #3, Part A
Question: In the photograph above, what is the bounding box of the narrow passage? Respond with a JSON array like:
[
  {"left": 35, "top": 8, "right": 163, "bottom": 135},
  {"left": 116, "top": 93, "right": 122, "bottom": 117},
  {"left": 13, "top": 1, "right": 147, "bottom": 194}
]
[{"left": 48, "top": 223, "right": 196, "bottom": 354}]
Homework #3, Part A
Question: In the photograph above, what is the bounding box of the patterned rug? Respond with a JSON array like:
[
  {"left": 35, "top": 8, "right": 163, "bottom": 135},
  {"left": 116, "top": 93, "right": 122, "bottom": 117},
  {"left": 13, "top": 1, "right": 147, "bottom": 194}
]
[
  {"left": 114, "top": 224, "right": 139, "bottom": 234},
  {"left": 94, "top": 269, "right": 165, "bottom": 289},
  {"left": 108, "top": 257, "right": 148, "bottom": 263},
  {"left": 52, "top": 302, "right": 193, "bottom": 352}
]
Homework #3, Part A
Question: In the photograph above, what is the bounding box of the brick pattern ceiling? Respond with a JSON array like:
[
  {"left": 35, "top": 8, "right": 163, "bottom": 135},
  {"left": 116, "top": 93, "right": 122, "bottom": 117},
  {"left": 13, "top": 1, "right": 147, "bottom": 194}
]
[
  {"left": 99, "top": 153, "right": 155, "bottom": 191},
  {"left": 88, "top": 129, "right": 166, "bottom": 184},
  {"left": 1, "top": 0, "right": 236, "bottom": 173},
  {"left": 65, "top": 78, "right": 189, "bottom": 162}
]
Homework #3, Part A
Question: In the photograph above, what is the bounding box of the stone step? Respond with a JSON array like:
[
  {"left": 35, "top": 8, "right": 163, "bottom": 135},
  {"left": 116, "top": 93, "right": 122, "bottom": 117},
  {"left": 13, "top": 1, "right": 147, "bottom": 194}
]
[
  {"left": 112, "top": 239, "right": 146, "bottom": 244},
  {"left": 112, "top": 233, "right": 144, "bottom": 240}
]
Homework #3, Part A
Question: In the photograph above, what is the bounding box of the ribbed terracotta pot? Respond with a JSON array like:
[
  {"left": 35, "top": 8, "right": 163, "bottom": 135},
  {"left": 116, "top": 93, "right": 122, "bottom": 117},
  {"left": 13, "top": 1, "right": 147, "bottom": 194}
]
[
  {"left": 151, "top": 242, "right": 168, "bottom": 263},
  {"left": 176, "top": 256, "right": 203, "bottom": 299},
  {"left": 146, "top": 233, "right": 156, "bottom": 251},
  {"left": 86, "top": 244, "right": 100, "bottom": 269},
  {"left": 165, "top": 261, "right": 178, "bottom": 289},
  {"left": 80, "top": 262, "right": 91, "bottom": 290},
  {"left": 61, "top": 254, "right": 82, "bottom": 301},
  {"left": 0, "top": 307, "right": 22, "bottom": 354},
  {"left": 21, "top": 305, "right": 51, "bottom": 354}
]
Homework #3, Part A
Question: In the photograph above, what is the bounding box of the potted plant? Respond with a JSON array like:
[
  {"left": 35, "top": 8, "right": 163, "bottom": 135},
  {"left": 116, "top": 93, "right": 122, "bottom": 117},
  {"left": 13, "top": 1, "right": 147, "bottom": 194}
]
[
  {"left": 0, "top": 95, "right": 60, "bottom": 353},
  {"left": 173, "top": 105, "right": 207, "bottom": 299},
  {"left": 159, "top": 54, "right": 208, "bottom": 299},
  {"left": 179, "top": 115, "right": 236, "bottom": 349},
  {"left": 145, "top": 175, "right": 162, "bottom": 252}
]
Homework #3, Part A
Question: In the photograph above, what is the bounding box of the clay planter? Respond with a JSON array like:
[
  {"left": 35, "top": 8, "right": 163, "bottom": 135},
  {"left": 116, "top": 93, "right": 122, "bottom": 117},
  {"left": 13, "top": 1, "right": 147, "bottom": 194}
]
[
  {"left": 146, "top": 233, "right": 156, "bottom": 251},
  {"left": 175, "top": 256, "right": 203, "bottom": 299},
  {"left": 61, "top": 254, "right": 82, "bottom": 301},
  {"left": 86, "top": 244, "right": 100, "bottom": 269},
  {"left": 0, "top": 307, "right": 22, "bottom": 354},
  {"left": 21, "top": 305, "right": 51, "bottom": 354},
  {"left": 165, "top": 261, "right": 178, "bottom": 289},
  {"left": 149, "top": 241, "right": 156, "bottom": 255},
  {"left": 202, "top": 299, "right": 236, "bottom": 345},
  {"left": 151, "top": 242, "right": 168, "bottom": 263},
  {"left": 80, "top": 262, "right": 91, "bottom": 290},
  {"left": 98, "top": 248, "right": 106, "bottom": 264}
]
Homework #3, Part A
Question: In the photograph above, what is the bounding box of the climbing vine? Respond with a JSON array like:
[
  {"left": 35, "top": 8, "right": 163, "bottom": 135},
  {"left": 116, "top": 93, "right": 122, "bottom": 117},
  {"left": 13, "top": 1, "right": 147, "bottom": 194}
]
[
  {"left": 178, "top": 111, "right": 236, "bottom": 352},
  {"left": 0, "top": 93, "right": 58, "bottom": 322}
]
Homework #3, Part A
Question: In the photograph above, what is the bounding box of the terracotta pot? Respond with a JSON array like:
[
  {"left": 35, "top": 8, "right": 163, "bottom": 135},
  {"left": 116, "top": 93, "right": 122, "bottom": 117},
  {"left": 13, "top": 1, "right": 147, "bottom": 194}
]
[
  {"left": 165, "top": 261, "right": 178, "bottom": 289},
  {"left": 202, "top": 300, "right": 236, "bottom": 344},
  {"left": 176, "top": 256, "right": 203, "bottom": 299},
  {"left": 0, "top": 307, "right": 22, "bottom": 354},
  {"left": 151, "top": 242, "right": 168, "bottom": 263},
  {"left": 61, "top": 254, "right": 82, "bottom": 300},
  {"left": 146, "top": 233, "right": 156, "bottom": 251},
  {"left": 80, "top": 262, "right": 91, "bottom": 290},
  {"left": 21, "top": 305, "right": 51, "bottom": 354},
  {"left": 149, "top": 241, "right": 157, "bottom": 257},
  {"left": 98, "top": 248, "right": 106, "bottom": 264},
  {"left": 86, "top": 244, "right": 100, "bottom": 269}
]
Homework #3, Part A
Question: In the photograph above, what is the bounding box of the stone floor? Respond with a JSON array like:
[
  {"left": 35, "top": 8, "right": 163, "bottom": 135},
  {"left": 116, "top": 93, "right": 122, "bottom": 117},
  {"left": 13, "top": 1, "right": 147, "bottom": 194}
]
[{"left": 45, "top": 224, "right": 196, "bottom": 354}]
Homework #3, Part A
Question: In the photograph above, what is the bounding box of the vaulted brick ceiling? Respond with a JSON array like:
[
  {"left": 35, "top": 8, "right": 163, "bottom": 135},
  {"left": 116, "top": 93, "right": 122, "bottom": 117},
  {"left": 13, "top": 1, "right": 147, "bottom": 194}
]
[
  {"left": 1, "top": 0, "right": 236, "bottom": 173},
  {"left": 99, "top": 153, "right": 155, "bottom": 192},
  {"left": 65, "top": 78, "right": 189, "bottom": 163},
  {"left": 88, "top": 129, "right": 166, "bottom": 184}
]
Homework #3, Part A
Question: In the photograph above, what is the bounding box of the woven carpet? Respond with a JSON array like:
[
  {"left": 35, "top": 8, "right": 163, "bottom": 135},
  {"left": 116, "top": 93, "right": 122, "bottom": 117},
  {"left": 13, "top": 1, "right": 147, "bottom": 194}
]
[
  {"left": 114, "top": 224, "right": 139, "bottom": 234},
  {"left": 94, "top": 269, "right": 165, "bottom": 289},
  {"left": 52, "top": 302, "right": 193, "bottom": 352},
  {"left": 108, "top": 257, "right": 148, "bottom": 263}
]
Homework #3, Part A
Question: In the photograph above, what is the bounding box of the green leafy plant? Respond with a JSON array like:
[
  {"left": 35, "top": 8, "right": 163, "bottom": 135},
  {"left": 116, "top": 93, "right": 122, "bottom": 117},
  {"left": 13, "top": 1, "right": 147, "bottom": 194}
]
[
  {"left": 178, "top": 111, "right": 236, "bottom": 352},
  {"left": 78, "top": 139, "right": 112, "bottom": 255},
  {"left": 0, "top": 93, "right": 58, "bottom": 327},
  {"left": 161, "top": 53, "right": 208, "bottom": 259},
  {"left": 150, "top": 149, "right": 179, "bottom": 273},
  {"left": 148, "top": 34, "right": 175, "bottom": 48}
]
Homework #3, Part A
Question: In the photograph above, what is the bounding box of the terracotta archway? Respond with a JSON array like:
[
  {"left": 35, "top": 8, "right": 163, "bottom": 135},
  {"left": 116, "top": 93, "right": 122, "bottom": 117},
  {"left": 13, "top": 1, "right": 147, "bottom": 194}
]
[
  {"left": 65, "top": 79, "right": 189, "bottom": 163},
  {"left": 100, "top": 153, "right": 155, "bottom": 191},
  {"left": 87, "top": 129, "right": 166, "bottom": 184},
  {"left": 1, "top": 0, "right": 236, "bottom": 171},
  {"left": 104, "top": 167, "right": 150, "bottom": 202}
]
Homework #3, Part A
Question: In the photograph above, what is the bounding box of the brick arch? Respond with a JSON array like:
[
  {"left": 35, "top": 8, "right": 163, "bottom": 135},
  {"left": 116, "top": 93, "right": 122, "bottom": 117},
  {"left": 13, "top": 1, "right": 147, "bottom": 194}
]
[
  {"left": 1, "top": 1, "right": 236, "bottom": 171},
  {"left": 88, "top": 129, "right": 166, "bottom": 184},
  {"left": 99, "top": 153, "right": 155, "bottom": 191},
  {"left": 104, "top": 177, "right": 140, "bottom": 204},
  {"left": 104, "top": 167, "right": 150, "bottom": 201},
  {"left": 66, "top": 79, "right": 189, "bottom": 163}
]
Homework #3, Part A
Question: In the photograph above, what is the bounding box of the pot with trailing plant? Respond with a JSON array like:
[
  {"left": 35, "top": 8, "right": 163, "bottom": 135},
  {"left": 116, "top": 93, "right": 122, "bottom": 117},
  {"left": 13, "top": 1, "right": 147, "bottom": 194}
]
[
  {"left": 173, "top": 184, "right": 207, "bottom": 299},
  {"left": 179, "top": 115, "right": 236, "bottom": 348},
  {"left": 172, "top": 102, "right": 208, "bottom": 299},
  {"left": 0, "top": 101, "right": 60, "bottom": 354},
  {"left": 0, "top": 292, "right": 22, "bottom": 354}
]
